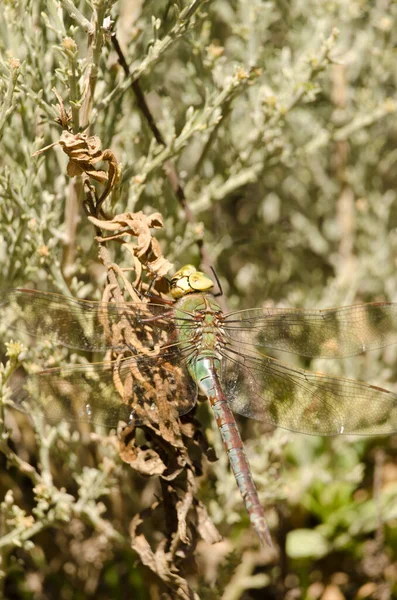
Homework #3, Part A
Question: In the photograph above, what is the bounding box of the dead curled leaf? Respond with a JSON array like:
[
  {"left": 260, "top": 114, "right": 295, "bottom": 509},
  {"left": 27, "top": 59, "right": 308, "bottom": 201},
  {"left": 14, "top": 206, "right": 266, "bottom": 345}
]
[
  {"left": 130, "top": 516, "right": 201, "bottom": 600},
  {"left": 118, "top": 421, "right": 186, "bottom": 481},
  {"left": 196, "top": 502, "right": 223, "bottom": 545},
  {"left": 33, "top": 129, "right": 119, "bottom": 206},
  {"left": 119, "top": 442, "right": 167, "bottom": 476},
  {"left": 89, "top": 211, "right": 163, "bottom": 252},
  {"left": 120, "top": 413, "right": 222, "bottom": 560},
  {"left": 89, "top": 210, "right": 173, "bottom": 278},
  {"left": 174, "top": 487, "right": 194, "bottom": 546}
]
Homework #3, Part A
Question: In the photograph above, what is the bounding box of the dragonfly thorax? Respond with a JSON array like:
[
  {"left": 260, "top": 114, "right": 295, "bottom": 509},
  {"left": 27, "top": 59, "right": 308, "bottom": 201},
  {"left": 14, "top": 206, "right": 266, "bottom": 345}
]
[{"left": 174, "top": 292, "right": 226, "bottom": 363}]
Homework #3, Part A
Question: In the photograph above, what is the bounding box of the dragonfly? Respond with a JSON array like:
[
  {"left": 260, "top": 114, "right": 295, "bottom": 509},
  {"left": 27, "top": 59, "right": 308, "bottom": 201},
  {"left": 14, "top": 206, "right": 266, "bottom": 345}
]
[{"left": 2, "top": 264, "right": 397, "bottom": 547}]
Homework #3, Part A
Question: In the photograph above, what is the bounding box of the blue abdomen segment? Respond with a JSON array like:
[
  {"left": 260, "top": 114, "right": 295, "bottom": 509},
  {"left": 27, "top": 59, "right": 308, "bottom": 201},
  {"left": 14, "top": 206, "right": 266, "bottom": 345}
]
[{"left": 190, "top": 354, "right": 222, "bottom": 396}]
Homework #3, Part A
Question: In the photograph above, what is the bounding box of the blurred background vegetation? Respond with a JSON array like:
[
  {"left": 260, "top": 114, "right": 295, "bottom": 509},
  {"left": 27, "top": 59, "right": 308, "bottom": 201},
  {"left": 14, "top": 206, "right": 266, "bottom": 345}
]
[{"left": 0, "top": 0, "right": 397, "bottom": 598}]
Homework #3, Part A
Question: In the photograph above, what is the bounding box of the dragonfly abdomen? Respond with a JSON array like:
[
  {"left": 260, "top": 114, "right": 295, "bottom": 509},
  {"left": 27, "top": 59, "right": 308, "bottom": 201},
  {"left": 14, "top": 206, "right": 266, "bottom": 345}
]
[{"left": 193, "top": 355, "right": 272, "bottom": 547}]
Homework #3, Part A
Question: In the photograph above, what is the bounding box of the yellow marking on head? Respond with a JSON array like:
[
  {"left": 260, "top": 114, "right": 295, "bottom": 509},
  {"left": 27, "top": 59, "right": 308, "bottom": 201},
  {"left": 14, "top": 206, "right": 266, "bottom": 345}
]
[{"left": 170, "top": 264, "right": 214, "bottom": 298}]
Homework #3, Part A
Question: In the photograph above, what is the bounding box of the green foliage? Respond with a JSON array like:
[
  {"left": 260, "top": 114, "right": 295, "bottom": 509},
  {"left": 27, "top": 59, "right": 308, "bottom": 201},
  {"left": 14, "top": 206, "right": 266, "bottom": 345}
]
[{"left": 0, "top": 0, "right": 397, "bottom": 598}]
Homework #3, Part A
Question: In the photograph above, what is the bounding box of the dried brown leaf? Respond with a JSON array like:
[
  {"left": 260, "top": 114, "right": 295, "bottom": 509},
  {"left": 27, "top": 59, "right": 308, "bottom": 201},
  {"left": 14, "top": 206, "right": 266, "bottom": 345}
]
[
  {"left": 89, "top": 211, "right": 173, "bottom": 278},
  {"left": 175, "top": 491, "right": 193, "bottom": 545},
  {"left": 130, "top": 527, "right": 199, "bottom": 600},
  {"left": 34, "top": 128, "right": 119, "bottom": 206},
  {"left": 196, "top": 501, "right": 223, "bottom": 544},
  {"left": 119, "top": 443, "right": 167, "bottom": 476}
]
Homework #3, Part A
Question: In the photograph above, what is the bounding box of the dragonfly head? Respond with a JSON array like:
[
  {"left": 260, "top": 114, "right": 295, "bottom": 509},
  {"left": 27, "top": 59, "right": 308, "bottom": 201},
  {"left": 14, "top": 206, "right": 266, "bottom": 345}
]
[{"left": 169, "top": 264, "right": 214, "bottom": 299}]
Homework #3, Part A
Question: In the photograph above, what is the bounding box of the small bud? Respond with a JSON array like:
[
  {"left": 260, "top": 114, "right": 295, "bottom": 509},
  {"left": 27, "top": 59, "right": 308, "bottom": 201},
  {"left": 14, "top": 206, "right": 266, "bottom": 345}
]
[
  {"left": 9, "top": 58, "right": 20, "bottom": 70},
  {"left": 236, "top": 67, "right": 249, "bottom": 81},
  {"left": 62, "top": 37, "right": 78, "bottom": 53},
  {"left": 38, "top": 245, "right": 49, "bottom": 257}
]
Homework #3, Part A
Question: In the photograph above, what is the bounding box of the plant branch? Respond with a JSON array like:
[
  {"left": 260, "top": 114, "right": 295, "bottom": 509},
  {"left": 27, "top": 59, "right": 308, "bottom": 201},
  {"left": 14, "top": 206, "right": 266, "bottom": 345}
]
[{"left": 90, "top": 0, "right": 208, "bottom": 123}]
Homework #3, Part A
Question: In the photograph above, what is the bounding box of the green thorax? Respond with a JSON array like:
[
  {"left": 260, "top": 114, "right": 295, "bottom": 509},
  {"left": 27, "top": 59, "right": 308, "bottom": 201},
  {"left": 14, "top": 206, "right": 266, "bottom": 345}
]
[
  {"left": 170, "top": 265, "right": 223, "bottom": 384},
  {"left": 174, "top": 292, "right": 223, "bottom": 352}
]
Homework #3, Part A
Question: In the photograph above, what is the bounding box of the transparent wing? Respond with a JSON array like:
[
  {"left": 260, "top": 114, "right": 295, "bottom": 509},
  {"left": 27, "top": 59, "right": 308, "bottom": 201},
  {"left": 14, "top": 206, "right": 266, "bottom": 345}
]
[
  {"left": 223, "top": 302, "right": 397, "bottom": 358},
  {"left": 0, "top": 288, "right": 196, "bottom": 352},
  {"left": 8, "top": 350, "right": 197, "bottom": 428},
  {"left": 220, "top": 348, "right": 397, "bottom": 435}
]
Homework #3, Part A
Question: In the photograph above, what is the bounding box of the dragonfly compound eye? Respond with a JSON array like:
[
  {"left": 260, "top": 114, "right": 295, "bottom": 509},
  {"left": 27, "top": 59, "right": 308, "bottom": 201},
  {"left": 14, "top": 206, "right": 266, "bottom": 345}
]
[{"left": 189, "top": 272, "right": 214, "bottom": 293}]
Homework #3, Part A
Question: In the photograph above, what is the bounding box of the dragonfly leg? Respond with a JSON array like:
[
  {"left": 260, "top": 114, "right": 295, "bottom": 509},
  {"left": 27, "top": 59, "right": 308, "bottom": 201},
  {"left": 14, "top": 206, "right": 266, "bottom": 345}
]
[{"left": 139, "top": 309, "right": 174, "bottom": 324}]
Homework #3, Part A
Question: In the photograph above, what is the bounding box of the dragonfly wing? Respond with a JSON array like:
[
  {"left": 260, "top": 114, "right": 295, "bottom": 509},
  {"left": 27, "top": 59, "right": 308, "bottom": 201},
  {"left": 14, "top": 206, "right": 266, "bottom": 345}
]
[
  {"left": 223, "top": 303, "right": 397, "bottom": 358},
  {"left": 8, "top": 352, "right": 197, "bottom": 428},
  {"left": 220, "top": 349, "right": 397, "bottom": 435},
  {"left": 0, "top": 289, "right": 183, "bottom": 352}
]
